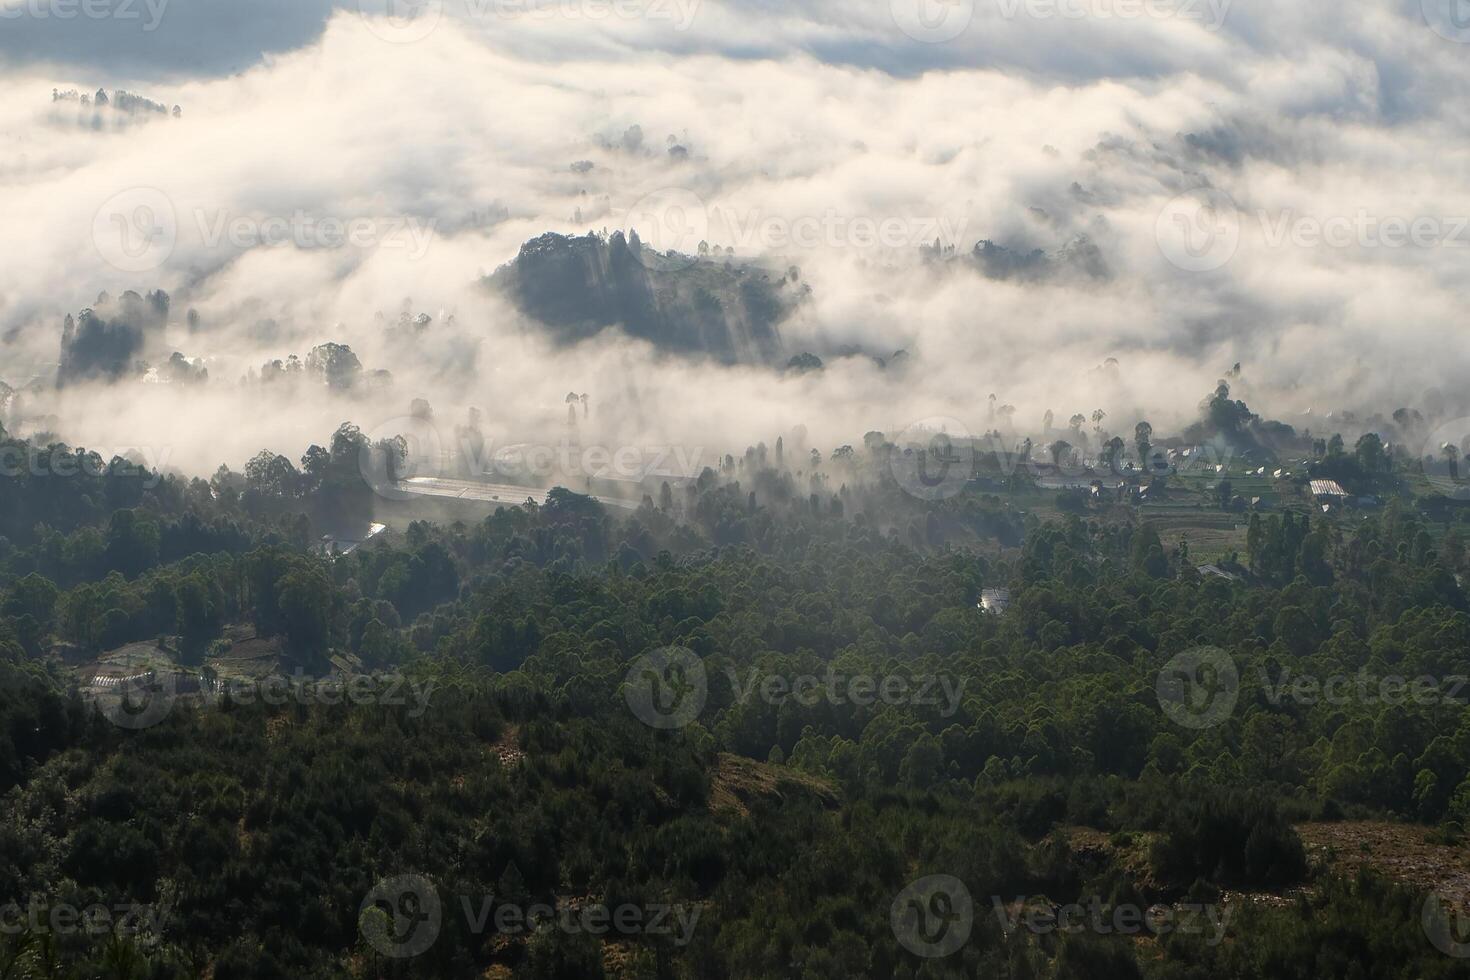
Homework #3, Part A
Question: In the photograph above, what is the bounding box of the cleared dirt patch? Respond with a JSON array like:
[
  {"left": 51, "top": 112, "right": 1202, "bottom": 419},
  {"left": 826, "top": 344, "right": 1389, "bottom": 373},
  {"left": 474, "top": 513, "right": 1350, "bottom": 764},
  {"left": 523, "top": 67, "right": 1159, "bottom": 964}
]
[
  {"left": 1068, "top": 821, "right": 1470, "bottom": 911},
  {"left": 708, "top": 753, "right": 839, "bottom": 818},
  {"left": 1297, "top": 820, "right": 1470, "bottom": 911}
]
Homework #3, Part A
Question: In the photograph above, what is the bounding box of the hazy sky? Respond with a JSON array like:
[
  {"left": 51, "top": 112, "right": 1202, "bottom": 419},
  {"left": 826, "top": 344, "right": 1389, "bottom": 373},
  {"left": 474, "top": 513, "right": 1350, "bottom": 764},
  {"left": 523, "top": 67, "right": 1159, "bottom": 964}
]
[{"left": 3, "top": 0, "right": 1469, "bottom": 474}]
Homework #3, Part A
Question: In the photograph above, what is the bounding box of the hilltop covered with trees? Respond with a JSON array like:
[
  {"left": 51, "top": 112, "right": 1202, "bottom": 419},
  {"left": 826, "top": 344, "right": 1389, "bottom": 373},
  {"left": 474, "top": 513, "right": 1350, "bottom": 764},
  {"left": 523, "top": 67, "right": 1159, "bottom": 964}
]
[{"left": 486, "top": 232, "right": 805, "bottom": 365}]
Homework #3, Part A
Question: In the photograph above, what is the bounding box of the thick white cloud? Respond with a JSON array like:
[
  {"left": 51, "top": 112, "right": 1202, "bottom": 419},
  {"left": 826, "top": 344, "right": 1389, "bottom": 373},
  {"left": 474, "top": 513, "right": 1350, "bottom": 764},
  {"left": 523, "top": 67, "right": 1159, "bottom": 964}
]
[{"left": 2, "top": 1, "right": 1469, "bottom": 475}]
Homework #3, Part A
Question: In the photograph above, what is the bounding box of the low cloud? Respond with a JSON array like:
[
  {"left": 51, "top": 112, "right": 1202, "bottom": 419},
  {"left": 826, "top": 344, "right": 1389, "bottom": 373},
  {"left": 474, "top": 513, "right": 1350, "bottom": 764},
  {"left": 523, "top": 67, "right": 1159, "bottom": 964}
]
[{"left": 1, "top": 3, "right": 1469, "bottom": 478}]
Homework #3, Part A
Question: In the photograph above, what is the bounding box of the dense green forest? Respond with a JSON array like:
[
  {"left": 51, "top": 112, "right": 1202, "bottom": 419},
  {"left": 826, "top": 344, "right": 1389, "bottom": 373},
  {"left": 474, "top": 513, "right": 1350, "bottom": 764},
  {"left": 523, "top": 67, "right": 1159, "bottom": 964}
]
[{"left": 3, "top": 411, "right": 1470, "bottom": 978}]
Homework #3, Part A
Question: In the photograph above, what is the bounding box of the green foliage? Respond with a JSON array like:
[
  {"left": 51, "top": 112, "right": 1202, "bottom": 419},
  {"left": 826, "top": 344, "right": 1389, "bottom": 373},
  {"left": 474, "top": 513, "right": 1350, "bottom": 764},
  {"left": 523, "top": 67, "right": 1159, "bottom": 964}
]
[{"left": 0, "top": 418, "right": 1467, "bottom": 977}]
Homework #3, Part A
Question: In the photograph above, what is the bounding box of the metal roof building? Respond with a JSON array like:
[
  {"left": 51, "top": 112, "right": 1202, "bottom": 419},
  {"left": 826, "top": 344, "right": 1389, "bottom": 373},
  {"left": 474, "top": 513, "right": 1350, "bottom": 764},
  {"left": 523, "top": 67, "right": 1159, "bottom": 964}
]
[{"left": 978, "top": 588, "right": 1011, "bottom": 614}]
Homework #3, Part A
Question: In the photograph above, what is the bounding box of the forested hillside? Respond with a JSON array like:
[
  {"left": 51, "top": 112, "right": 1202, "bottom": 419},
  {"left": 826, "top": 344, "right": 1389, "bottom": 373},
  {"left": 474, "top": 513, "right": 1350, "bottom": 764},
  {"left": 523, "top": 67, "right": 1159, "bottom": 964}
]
[{"left": 2, "top": 417, "right": 1470, "bottom": 978}]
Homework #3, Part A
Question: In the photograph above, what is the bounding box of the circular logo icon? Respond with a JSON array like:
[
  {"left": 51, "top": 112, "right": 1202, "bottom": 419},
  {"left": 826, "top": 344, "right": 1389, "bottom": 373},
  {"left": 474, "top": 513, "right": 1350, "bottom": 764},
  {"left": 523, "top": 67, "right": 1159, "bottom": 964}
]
[
  {"left": 890, "top": 417, "right": 974, "bottom": 501},
  {"left": 1423, "top": 892, "right": 1470, "bottom": 957},
  {"left": 96, "top": 669, "right": 176, "bottom": 730},
  {"left": 357, "top": 0, "right": 443, "bottom": 43},
  {"left": 624, "top": 188, "right": 709, "bottom": 271},
  {"left": 623, "top": 646, "right": 707, "bottom": 729},
  {"left": 1157, "top": 646, "right": 1239, "bottom": 729},
  {"left": 359, "top": 874, "right": 442, "bottom": 959},
  {"left": 891, "top": 0, "right": 974, "bottom": 43},
  {"left": 891, "top": 875, "right": 973, "bottom": 958},
  {"left": 1155, "top": 187, "right": 1240, "bottom": 272},
  {"left": 1420, "top": 417, "right": 1470, "bottom": 499},
  {"left": 93, "top": 187, "right": 177, "bottom": 274},
  {"left": 359, "top": 415, "right": 445, "bottom": 501},
  {"left": 1424, "top": 0, "right": 1470, "bottom": 43}
]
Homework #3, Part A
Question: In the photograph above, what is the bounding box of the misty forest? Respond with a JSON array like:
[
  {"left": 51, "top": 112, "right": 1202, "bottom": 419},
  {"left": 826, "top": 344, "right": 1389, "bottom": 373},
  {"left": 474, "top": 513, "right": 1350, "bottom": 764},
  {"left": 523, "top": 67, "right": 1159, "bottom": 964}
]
[{"left": 8, "top": 2, "right": 1470, "bottom": 978}]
